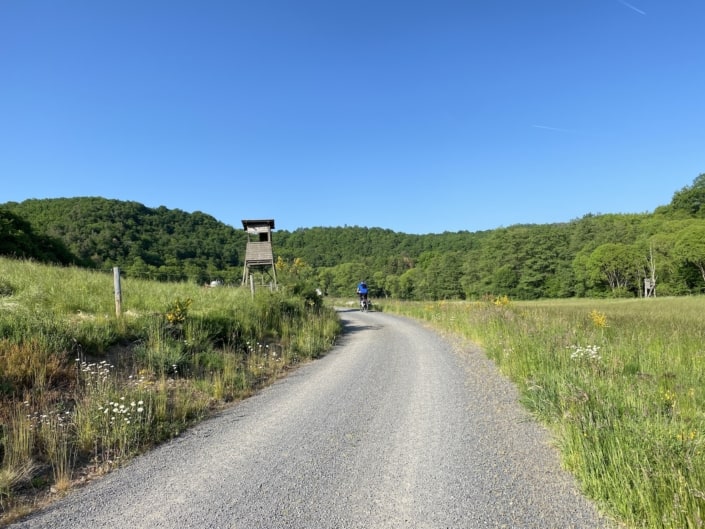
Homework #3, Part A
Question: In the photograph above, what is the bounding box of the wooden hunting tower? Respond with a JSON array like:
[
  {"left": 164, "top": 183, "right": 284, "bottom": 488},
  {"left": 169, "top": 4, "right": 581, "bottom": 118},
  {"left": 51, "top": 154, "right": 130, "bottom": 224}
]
[{"left": 241, "top": 219, "right": 277, "bottom": 288}]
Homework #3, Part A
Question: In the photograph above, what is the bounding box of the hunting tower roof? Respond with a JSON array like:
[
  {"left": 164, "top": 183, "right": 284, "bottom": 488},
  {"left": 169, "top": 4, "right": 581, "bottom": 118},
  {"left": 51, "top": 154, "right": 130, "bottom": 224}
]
[{"left": 241, "top": 219, "right": 275, "bottom": 230}]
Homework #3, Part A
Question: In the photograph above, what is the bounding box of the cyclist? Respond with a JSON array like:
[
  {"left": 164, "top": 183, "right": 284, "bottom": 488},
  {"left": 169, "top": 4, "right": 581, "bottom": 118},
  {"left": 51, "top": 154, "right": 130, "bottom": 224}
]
[{"left": 356, "top": 280, "right": 369, "bottom": 309}]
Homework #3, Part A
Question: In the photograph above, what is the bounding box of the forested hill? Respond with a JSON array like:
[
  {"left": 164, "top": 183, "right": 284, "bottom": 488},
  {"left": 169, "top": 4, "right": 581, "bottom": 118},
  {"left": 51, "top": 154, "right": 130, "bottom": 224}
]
[
  {"left": 2, "top": 173, "right": 705, "bottom": 299},
  {"left": 0, "top": 197, "right": 489, "bottom": 282},
  {"left": 1, "top": 197, "right": 246, "bottom": 284},
  {"left": 0, "top": 209, "right": 78, "bottom": 265},
  {"left": 275, "top": 226, "right": 490, "bottom": 267}
]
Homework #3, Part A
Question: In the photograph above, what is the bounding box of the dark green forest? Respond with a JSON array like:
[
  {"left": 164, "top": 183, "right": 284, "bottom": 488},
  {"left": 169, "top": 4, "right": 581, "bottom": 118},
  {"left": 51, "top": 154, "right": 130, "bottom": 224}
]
[{"left": 3, "top": 174, "right": 705, "bottom": 300}]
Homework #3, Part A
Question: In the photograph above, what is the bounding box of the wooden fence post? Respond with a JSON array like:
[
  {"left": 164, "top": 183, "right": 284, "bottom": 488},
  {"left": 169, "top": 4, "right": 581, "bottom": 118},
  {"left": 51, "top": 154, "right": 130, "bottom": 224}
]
[{"left": 113, "top": 267, "right": 122, "bottom": 317}]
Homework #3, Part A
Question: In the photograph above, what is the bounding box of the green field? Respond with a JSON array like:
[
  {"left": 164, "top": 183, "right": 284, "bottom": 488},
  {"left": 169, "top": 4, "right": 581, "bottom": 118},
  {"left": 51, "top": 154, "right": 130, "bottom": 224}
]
[
  {"left": 0, "top": 257, "right": 341, "bottom": 523},
  {"left": 3, "top": 255, "right": 705, "bottom": 528},
  {"left": 382, "top": 296, "right": 705, "bottom": 529}
]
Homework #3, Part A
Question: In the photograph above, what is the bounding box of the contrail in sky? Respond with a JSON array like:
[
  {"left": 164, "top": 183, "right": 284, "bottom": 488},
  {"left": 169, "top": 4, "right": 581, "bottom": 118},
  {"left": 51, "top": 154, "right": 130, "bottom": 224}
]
[
  {"left": 617, "top": 0, "right": 646, "bottom": 15},
  {"left": 532, "top": 124, "right": 575, "bottom": 133}
]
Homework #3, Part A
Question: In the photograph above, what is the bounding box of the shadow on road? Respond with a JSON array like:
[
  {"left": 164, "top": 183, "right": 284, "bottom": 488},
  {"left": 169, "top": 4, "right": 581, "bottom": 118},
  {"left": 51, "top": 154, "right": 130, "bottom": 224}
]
[
  {"left": 341, "top": 322, "right": 382, "bottom": 334},
  {"left": 335, "top": 310, "right": 383, "bottom": 336}
]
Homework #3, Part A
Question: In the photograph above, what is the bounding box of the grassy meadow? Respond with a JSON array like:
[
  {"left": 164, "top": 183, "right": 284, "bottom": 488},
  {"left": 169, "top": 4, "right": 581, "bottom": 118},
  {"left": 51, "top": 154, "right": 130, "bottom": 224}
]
[
  {"left": 4, "top": 254, "right": 705, "bottom": 529},
  {"left": 381, "top": 296, "right": 705, "bottom": 529},
  {"left": 0, "top": 257, "right": 341, "bottom": 523}
]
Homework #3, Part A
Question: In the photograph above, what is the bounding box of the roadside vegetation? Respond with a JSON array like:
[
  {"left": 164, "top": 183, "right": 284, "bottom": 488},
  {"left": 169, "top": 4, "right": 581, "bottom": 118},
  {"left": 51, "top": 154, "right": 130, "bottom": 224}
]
[
  {"left": 382, "top": 296, "right": 705, "bottom": 529},
  {"left": 0, "top": 257, "right": 341, "bottom": 524}
]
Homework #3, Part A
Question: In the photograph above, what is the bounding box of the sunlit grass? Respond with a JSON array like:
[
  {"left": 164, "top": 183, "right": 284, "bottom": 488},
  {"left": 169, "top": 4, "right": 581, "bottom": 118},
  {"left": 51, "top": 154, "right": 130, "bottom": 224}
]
[
  {"left": 0, "top": 257, "right": 341, "bottom": 521},
  {"left": 382, "top": 296, "right": 705, "bottom": 529}
]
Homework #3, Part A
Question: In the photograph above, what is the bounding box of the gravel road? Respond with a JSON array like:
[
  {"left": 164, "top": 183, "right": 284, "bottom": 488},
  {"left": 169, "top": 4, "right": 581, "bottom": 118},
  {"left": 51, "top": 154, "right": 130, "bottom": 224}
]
[{"left": 10, "top": 309, "right": 614, "bottom": 529}]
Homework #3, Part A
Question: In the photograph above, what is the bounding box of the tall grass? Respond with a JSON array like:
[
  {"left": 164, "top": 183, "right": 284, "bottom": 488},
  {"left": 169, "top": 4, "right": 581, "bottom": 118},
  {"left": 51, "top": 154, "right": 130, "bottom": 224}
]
[
  {"left": 0, "top": 258, "right": 341, "bottom": 523},
  {"left": 382, "top": 297, "right": 705, "bottom": 529}
]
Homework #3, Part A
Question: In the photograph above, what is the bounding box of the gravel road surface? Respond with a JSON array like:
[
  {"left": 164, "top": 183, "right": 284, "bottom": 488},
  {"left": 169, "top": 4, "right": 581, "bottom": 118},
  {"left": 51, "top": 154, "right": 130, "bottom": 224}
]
[{"left": 10, "top": 309, "right": 613, "bottom": 529}]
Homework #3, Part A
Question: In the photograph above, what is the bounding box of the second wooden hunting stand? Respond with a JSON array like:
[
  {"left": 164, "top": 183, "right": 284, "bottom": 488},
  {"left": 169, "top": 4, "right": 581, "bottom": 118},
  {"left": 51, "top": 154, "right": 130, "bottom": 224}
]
[{"left": 241, "top": 219, "right": 277, "bottom": 289}]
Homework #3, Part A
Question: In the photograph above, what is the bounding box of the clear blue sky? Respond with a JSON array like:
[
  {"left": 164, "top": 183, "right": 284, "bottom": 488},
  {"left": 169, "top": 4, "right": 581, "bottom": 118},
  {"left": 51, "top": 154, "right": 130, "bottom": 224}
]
[{"left": 2, "top": 0, "right": 703, "bottom": 235}]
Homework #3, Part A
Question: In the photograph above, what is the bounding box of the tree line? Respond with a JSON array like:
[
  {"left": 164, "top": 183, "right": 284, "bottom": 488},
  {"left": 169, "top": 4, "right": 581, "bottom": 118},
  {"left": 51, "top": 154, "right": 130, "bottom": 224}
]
[{"left": 2, "top": 174, "right": 705, "bottom": 300}]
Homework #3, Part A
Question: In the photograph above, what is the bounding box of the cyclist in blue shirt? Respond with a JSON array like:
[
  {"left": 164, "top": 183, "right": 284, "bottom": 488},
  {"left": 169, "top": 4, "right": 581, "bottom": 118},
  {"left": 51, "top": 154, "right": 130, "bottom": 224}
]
[{"left": 356, "top": 280, "right": 369, "bottom": 306}]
